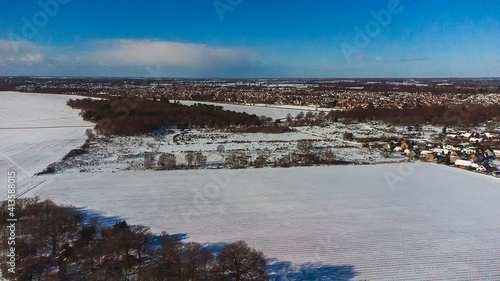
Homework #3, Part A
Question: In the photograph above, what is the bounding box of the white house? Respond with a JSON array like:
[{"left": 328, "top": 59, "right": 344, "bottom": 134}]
[
  {"left": 432, "top": 148, "right": 449, "bottom": 155},
  {"left": 444, "top": 144, "right": 460, "bottom": 151},
  {"left": 462, "top": 147, "right": 476, "bottom": 155},
  {"left": 469, "top": 137, "right": 483, "bottom": 143},
  {"left": 454, "top": 160, "right": 479, "bottom": 169},
  {"left": 495, "top": 150, "right": 500, "bottom": 158}
]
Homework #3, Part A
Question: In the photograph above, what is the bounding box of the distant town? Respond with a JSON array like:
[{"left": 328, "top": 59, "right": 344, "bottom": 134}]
[{"left": 1, "top": 77, "right": 499, "bottom": 110}]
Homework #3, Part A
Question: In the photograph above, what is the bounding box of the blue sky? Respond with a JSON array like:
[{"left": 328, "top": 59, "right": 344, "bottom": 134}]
[{"left": 0, "top": 0, "right": 499, "bottom": 78}]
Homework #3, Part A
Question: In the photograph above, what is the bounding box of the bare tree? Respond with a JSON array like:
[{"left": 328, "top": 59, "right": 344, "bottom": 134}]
[
  {"left": 295, "top": 111, "right": 305, "bottom": 126},
  {"left": 185, "top": 152, "right": 195, "bottom": 167},
  {"left": 160, "top": 235, "right": 183, "bottom": 278},
  {"left": 214, "top": 241, "right": 268, "bottom": 281},
  {"left": 195, "top": 151, "right": 207, "bottom": 167},
  {"left": 132, "top": 225, "right": 151, "bottom": 262},
  {"left": 305, "top": 111, "right": 315, "bottom": 126},
  {"left": 34, "top": 204, "right": 81, "bottom": 256},
  {"left": 284, "top": 113, "right": 294, "bottom": 127},
  {"left": 144, "top": 154, "right": 156, "bottom": 170},
  {"left": 181, "top": 242, "right": 214, "bottom": 280},
  {"left": 158, "top": 153, "right": 177, "bottom": 170},
  {"left": 314, "top": 111, "right": 326, "bottom": 126},
  {"left": 85, "top": 128, "right": 96, "bottom": 140},
  {"left": 225, "top": 152, "right": 249, "bottom": 169}
]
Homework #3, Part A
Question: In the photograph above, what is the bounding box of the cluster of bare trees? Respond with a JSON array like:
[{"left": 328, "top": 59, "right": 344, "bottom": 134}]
[
  {"left": 284, "top": 111, "right": 329, "bottom": 127},
  {"left": 139, "top": 239, "right": 267, "bottom": 281},
  {"left": 158, "top": 153, "right": 177, "bottom": 170},
  {"left": 272, "top": 149, "right": 337, "bottom": 167},
  {"left": 67, "top": 98, "right": 261, "bottom": 136},
  {"left": 272, "top": 140, "right": 337, "bottom": 168},
  {"left": 225, "top": 152, "right": 250, "bottom": 169},
  {"left": 0, "top": 198, "right": 269, "bottom": 281},
  {"left": 144, "top": 151, "right": 208, "bottom": 170},
  {"left": 145, "top": 143, "right": 340, "bottom": 171},
  {"left": 186, "top": 151, "right": 207, "bottom": 168},
  {"left": 223, "top": 141, "right": 338, "bottom": 169}
]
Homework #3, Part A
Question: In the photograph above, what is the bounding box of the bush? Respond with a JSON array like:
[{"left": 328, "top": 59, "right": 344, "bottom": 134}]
[
  {"left": 343, "top": 132, "right": 354, "bottom": 141},
  {"left": 254, "top": 154, "right": 269, "bottom": 168},
  {"left": 217, "top": 145, "right": 225, "bottom": 154}
]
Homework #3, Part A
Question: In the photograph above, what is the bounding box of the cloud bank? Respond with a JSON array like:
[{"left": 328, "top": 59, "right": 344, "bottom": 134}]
[
  {"left": 0, "top": 39, "right": 494, "bottom": 78},
  {"left": 0, "top": 39, "right": 279, "bottom": 77},
  {"left": 0, "top": 40, "right": 46, "bottom": 64},
  {"left": 83, "top": 40, "right": 258, "bottom": 69}
]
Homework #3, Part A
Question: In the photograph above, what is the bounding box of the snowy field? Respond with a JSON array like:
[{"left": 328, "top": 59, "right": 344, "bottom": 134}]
[
  {"left": 27, "top": 163, "right": 500, "bottom": 280},
  {"left": 52, "top": 123, "right": 411, "bottom": 174},
  {"left": 3, "top": 92, "right": 500, "bottom": 280},
  {"left": 0, "top": 92, "right": 93, "bottom": 198},
  {"left": 176, "top": 100, "right": 325, "bottom": 119}
]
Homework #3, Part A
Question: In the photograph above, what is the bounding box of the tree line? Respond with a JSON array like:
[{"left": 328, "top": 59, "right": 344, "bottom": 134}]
[
  {"left": 0, "top": 198, "right": 269, "bottom": 281},
  {"left": 282, "top": 104, "right": 500, "bottom": 127},
  {"left": 327, "top": 103, "right": 500, "bottom": 126},
  {"left": 67, "top": 98, "right": 261, "bottom": 136}
]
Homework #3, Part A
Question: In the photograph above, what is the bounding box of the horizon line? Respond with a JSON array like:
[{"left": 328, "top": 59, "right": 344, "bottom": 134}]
[{"left": 1, "top": 75, "right": 500, "bottom": 80}]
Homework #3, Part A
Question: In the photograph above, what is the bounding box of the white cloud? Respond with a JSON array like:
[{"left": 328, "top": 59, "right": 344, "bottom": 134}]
[
  {"left": 0, "top": 39, "right": 278, "bottom": 77},
  {"left": 81, "top": 39, "right": 260, "bottom": 69},
  {"left": 0, "top": 40, "right": 47, "bottom": 65},
  {"left": 18, "top": 54, "right": 45, "bottom": 63},
  {"left": 375, "top": 56, "right": 384, "bottom": 62}
]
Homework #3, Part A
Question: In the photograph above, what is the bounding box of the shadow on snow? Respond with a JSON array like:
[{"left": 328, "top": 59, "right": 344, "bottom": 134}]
[
  {"left": 267, "top": 259, "right": 358, "bottom": 281},
  {"left": 77, "top": 207, "right": 359, "bottom": 280}
]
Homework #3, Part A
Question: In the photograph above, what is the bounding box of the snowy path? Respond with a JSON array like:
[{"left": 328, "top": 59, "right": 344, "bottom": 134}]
[{"left": 27, "top": 163, "right": 500, "bottom": 280}]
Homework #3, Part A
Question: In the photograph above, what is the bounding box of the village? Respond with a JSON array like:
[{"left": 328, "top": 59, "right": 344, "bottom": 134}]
[
  {"left": 3, "top": 77, "right": 500, "bottom": 110},
  {"left": 384, "top": 127, "right": 500, "bottom": 177}
]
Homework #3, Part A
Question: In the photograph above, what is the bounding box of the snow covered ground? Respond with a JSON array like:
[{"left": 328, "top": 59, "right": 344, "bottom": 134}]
[
  {"left": 26, "top": 163, "right": 500, "bottom": 280},
  {"left": 176, "top": 100, "right": 326, "bottom": 119},
  {"left": 3, "top": 92, "right": 500, "bottom": 280},
  {"left": 52, "top": 123, "right": 409, "bottom": 174},
  {"left": 0, "top": 91, "right": 93, "bottom": 198}
]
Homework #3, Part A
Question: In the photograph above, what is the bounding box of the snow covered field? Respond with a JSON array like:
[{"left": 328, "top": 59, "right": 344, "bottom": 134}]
[
  {"left": 27, "top": 163, "right": 500, "bottom": 280},
  {"left": 3, "top": 92, "right": 500, "bottom": 280},
  {"left": 52, "top": 122, "right": 411, "bottom": 174},
  {"left": 0, "top": 92, "right": 93, "bottom": 198},
  {"left": 176, "top": 100, "right": 325, "bottom": 119}
]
